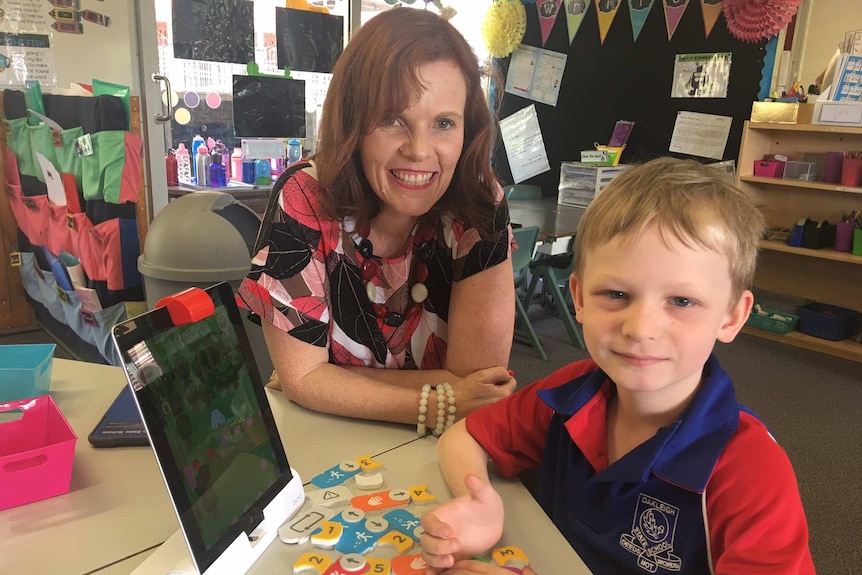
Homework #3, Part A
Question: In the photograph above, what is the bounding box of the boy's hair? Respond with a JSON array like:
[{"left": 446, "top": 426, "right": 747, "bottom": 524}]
[{"left": 574, "top": 157, "right": 764, "bottom": 300}]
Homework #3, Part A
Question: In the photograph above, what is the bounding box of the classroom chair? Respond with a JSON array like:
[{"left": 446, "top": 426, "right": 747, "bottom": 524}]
[
  {"left": 524, "top": 250, "right": 586, "bottom": 349},
  {"left": 504, "top": 184, "right": 542, "bottom": 200},
  {"left": 512, "top": 225, "right": 547, "bottom": 360}
]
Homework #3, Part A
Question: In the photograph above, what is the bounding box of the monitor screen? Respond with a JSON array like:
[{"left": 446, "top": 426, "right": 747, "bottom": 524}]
[
  {"left": 232, "top": 74, "right": 306, "bottom": 139},
  {"left": 112, "top": 283, "right": 292, "bottom": 573}
]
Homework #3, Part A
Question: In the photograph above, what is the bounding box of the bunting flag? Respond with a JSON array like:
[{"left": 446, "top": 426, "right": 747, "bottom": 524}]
[
  {"left": 663, "top": 0, "right": 691, "bottom": 40},
  {"left": 628, "top": 0, "right": 656, "bottom": 41},
  {"left": 594, "top": 0, "right": 623, "bottom": 45},
  {"left": 564, "top": 0, "right": 590, "bottom": 44},
  {"left": 701, "top": 0, "right": 723, "bottom": 37},
  {"left": 537, "top": 0, "right": 564, "bottom": 46}
]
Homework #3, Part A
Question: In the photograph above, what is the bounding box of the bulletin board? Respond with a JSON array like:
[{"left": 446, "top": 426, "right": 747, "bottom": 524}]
[{"left": 492, "top": 2, "right": 769, "bottom": 195}]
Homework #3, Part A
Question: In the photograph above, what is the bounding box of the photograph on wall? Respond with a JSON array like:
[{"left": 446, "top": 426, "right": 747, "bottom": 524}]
[
  {"left": 172, "top": 0, "right": 254, "bottom": 65},
  {"left": 671, "top": 52, "right": 732, "bottom": 98},
  {"left": 275, "top": 8, "right": 343, "bottom": 74}
]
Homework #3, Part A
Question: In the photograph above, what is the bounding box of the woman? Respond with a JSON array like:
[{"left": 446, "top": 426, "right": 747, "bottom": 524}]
[{"left": 239, "top": 8, "right": 516, "bottom": 433}]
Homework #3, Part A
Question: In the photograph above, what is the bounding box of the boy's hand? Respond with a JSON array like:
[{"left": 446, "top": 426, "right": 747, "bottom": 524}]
[
  {"left": 420, "top": 474, "right": 505, "bottom": 573},
  {"left": 428, "top": 561, "right": 537, "bottom": 575}
]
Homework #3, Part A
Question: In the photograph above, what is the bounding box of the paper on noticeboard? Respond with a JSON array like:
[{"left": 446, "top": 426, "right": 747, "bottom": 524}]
[
  {"left": 668, "top": 111, "right": 732, "bottom": 160},
  {"left": 504, "top": 44, "right": 567, "bottom": 107},
  {"left": 500, "top": 104, "right": 551, "bottom": 183},
  {"left": 35, "top": 151, "right": 66, "bottom": 206}
]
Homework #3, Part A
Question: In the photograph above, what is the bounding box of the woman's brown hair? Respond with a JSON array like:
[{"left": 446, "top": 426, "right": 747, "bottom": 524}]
[{"left": 314, "top": 8, "right": 500, "bottom": 237}]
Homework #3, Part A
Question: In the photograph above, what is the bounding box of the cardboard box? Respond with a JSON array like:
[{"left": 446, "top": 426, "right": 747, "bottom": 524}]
[
  {"left": 812, "top": 100, "right": 862, "bottom": 128},
  {"left": 750, "top": 102, "right": 815, "bottom": 124}
]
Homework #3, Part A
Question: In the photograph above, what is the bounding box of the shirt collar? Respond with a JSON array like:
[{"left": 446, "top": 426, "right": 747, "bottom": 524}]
[{"left": 538, "top": 354, "right": 740, "bottom": 493}]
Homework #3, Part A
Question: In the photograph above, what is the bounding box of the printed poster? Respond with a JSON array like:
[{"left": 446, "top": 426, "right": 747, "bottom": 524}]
[
  {"left": 504, "top": 44, "right": 567, "bottom": 107},
  {"left": 499, "top": 104, "right": 551, "bottom": 183},
  {"left": 564, "top": 0, "right": 590, "bottom": 44},
  {"left": 669, "top": 111, "right": 732, "bottom": 160},
  {"left": 671, "top": 53, "right": 732, "bottom": 98},
  {"left": 0, "top": 0, "right": 56, "bottom": 86}
]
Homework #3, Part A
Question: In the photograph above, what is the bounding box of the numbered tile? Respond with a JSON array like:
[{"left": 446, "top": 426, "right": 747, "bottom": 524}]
[
  {"left": 407, "top": 484, "right": 437, "bottom": 505},
  {"left": 293, "top": 552, "right": 333, "bottom": 574},
  {"left": 390, "top": 553, "right": 427, "bottom": 575},
  {"left": 382, "top": 509, "right": 422, "bottom": 541},
  {"left": 306, "top": 485, "right": 354, "bottom": 508},
  {"left": 354, "top": 472, "right": 384, "bottom": 491},
  {"left": 364, "top": 558, "right": 391, "bottom": 575},
  {"left": 376, "top": 530, "right": 414, "bottom": 554},
  {"left": 311, "top": 461, "right": 362, "bottom": 488},
  {"left": 492, "top": 545, "right": 530, "bottom": 569},
  {"left": 310, "top": 520, "right": 344, "bottom": 549},
  {"left": 355, "top": 454, "right": 384, "bottom": 471},
  {"left": 279, "top": 506, "right": 337, "bottom": 544}
]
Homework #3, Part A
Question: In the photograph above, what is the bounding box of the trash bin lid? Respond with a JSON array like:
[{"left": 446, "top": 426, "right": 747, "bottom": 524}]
[{"left": 138, "top": 191, "right": 261, "bottom": 283}]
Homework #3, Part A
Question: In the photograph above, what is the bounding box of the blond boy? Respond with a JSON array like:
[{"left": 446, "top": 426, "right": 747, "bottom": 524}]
[{"left": 421, "top": 158, "right": 815, "bottom": 574}]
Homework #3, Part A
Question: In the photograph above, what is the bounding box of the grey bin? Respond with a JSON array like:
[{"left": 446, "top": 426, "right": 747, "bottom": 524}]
[{"left": 138, "top": 191, "right": 273, "bottom": 377}]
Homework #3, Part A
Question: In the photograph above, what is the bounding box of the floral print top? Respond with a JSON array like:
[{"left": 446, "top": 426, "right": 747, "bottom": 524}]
[{"left": 238, "top": 163, "right": 512, "bottom": 370}]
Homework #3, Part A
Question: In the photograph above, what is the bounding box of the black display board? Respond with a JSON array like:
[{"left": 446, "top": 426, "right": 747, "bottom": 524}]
[{"left": 492, "top": 3, "right": 768, "bottom": 195}]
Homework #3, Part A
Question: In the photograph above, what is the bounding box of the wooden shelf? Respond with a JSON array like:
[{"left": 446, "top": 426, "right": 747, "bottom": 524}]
[
  {"left": 742, "top": 326, "right": 862, "bottom": 363},
  {"left": 739, "top": 175, "right": 862, "bottom": 195},
  {"left": 759, "top": 240, "right": 862, "bottom": 264},
  {"left": 745, "top": 122, "right": 862, "bottom": 135}
]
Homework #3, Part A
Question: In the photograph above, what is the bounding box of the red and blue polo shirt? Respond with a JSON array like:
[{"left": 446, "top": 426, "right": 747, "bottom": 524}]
[{"left": 466, "top": 355, "right": 815, "bottom": 574}]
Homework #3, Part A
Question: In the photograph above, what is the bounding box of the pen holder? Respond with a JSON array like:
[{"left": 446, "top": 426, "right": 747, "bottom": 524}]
[
  {"left": 594, "top": 143, "right": 625, "bottom": 166},
  {"left": 835, "top": 221, "right": 855, "bottom": 252},
  {"left": 841, "top": 158, "right": 862, "bottom": 187},
  {"left": 854, "top": 229, "right": 862, "bottom": 256},
  {"left": 801, "top": 222, "right": 836, "bottom": 250},
  {"left": 823, "top": 152, "right": 844, "bottom": 184}
]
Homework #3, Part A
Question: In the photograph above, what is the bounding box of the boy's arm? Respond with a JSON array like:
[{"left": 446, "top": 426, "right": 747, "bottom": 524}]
[{"left": 420, "top": 421, "right": 505, "bottom": 571}]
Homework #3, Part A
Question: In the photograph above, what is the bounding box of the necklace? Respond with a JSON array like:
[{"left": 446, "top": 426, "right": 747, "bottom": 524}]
[{"left": 348, "top": 220, "right": 435, "bottom": 328}]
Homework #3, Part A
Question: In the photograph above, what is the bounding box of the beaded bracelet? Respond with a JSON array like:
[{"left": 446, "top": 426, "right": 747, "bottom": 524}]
[
  {"left": 433, "top": 382, "right": 456, "bottom": 437},
  {"left": 417, "top": 383, "right": 432, "bottom": 436}
]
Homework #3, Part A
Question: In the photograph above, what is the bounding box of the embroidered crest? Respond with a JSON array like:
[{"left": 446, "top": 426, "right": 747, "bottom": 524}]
[{"left": 619, "top": 493, "right": 683, "bottom": 572}]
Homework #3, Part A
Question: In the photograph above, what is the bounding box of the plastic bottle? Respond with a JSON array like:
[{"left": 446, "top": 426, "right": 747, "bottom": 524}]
[
  {"left": 195, "top": 144, "right": 211, "bottom": 187},
  {"left": 209, "top": 153, "right": 227, "bottom": 188},
  {"left": 242, "top": 157, "right": 256, "bottom": 184},
  {"left": 165, "top": 148, "right": 179, "bottom": 186},
  {"left": 214, "top": 140, "right": 231, "bottom": 180},
  {"left": 191, "top": 134, "right": 205, "bottom": 182},
  {"left": 231, "top": 148, "right": 243, "bottom": 182},
  {"left": 287, "top": 138, "right": 302, "bottom": 166},
  {"left": 255, "top": 158, "right": 271, "bottom": 186},
  {"left": 175, "top": 143, "right": 192, "bottom": 184}
]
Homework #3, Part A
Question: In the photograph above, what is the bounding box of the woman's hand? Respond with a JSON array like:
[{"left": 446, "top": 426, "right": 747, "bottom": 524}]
[
  {"left": 420, "top": 474, "right": 505, "bottom": 572},
  {"left": 452, "top": 367, "right": 516, "bottom": 419},
  {"left": 428, "top": 561, "right": 537, "bottom": 575}
]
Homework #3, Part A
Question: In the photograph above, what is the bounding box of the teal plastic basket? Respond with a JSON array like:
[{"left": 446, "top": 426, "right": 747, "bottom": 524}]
[{"left": 0, "top": 344, "right": 56, "bottom": 403}]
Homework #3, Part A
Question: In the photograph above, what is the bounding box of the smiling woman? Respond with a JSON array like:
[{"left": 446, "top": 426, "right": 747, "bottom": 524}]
[{"left": 238, "top": 8, "right": 517, "bottom": 432}]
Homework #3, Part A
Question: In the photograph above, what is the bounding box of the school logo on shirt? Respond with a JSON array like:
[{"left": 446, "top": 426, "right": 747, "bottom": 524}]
[{"left": 619, "top": 493, "right": 683, "bottom": 572}]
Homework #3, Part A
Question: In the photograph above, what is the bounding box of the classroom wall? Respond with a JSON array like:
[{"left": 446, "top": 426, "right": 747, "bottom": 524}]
[{"left": 798, "top": 0, "right": 862, "bottom": 86}]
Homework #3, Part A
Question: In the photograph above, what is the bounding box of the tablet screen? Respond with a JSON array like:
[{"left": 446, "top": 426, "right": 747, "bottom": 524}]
[{"left": 112, "top": 283, "right": 292, "bottom": 573}]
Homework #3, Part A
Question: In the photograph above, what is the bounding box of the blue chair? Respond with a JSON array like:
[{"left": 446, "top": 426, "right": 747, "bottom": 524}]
[
  {"left": 504, "top": 184, "right": 542, "bottom": 200},
  {"left": 524, "top": 250, "right": 585, "bottom": 349},
  {"left": 512, "top": 226, "right": 547, "bottom": 360}
]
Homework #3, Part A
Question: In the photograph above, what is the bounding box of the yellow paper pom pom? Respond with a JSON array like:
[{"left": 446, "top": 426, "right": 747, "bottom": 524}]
[{"left": 482, "top": 0, "right": 527, "bottom": 59}]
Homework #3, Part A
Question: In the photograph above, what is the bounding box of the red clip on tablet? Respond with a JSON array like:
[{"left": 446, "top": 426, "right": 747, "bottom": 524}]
[{"left": 155, "top": 287, "right": 214, "bottom": 325}]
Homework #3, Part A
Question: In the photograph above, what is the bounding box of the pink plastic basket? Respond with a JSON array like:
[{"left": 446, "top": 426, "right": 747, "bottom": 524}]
[{"left": 0, "top": 395, "right": 77, "bottom": 510}]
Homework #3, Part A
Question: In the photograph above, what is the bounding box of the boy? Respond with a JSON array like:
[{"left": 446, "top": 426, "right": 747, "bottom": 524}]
[{"left": 420, "top": 158, "right": 815, "bottom": 574}]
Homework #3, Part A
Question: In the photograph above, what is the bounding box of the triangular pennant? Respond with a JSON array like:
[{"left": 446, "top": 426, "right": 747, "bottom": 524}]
[
  {"left": 628, "top": 0, "right": 656, "bottom": 41},
  {"left": 594, "top": 0, "right": 623, "bottom": 45},
  {"left": 537, "top": 0, "right": 564, "bottom": 46},
  {"left": 564, "top": 0, "right": 591, "bottom": 44},
  {"left": 701, "top": 0, "right": 723, "bottom": 38},
  {"left": 663, "top": 0, "right": 691, "bottom": 40}
]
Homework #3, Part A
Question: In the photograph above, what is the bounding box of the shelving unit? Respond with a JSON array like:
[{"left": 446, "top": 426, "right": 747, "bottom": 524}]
[{"left": 736, "top": 121, "right": 862, "bottom": 362}]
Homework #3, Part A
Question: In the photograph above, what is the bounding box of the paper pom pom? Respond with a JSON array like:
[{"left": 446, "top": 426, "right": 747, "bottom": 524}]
[
  {"left": 723, "top": 0, "right": 803, "bottom": 43},
  {"left": 482, "top": 0, "right": 527, "bottom": 58}
]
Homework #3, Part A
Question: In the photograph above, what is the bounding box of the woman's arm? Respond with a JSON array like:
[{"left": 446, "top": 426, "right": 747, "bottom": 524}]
[
  {"left": 445, "top": 256, "right": 515, "bottom": 377},
  {"left": 264, "top": 322, "right": 515, "bottom": 425}
]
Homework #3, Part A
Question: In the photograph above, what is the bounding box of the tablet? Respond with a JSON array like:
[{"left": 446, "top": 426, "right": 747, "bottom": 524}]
[{"left": 112, "top": 282, "right": 301, "bottom": 574}]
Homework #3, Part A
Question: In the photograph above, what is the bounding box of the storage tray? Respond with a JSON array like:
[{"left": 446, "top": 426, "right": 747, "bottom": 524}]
[
  {"left": 0, "top": 344, "right": 56, "bottom": 403},
  {"left": 746, "top": 307, "right": 799, "bottom": 334},
  {"left": 797, "top": 302, "right": 859, "bottom": 341}
]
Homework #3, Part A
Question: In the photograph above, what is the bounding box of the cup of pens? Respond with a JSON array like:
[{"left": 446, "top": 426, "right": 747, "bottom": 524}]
[{"left": 841, "top": 150, "right": 862, "bottom": 187}]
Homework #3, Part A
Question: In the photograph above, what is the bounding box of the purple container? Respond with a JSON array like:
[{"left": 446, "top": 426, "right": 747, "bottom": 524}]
[
  {"left": 823, "top": 152, "right": 844, "bottom": 184},
  {"left": 835, "top": 221, "right": 854, "bottom": 252}
]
